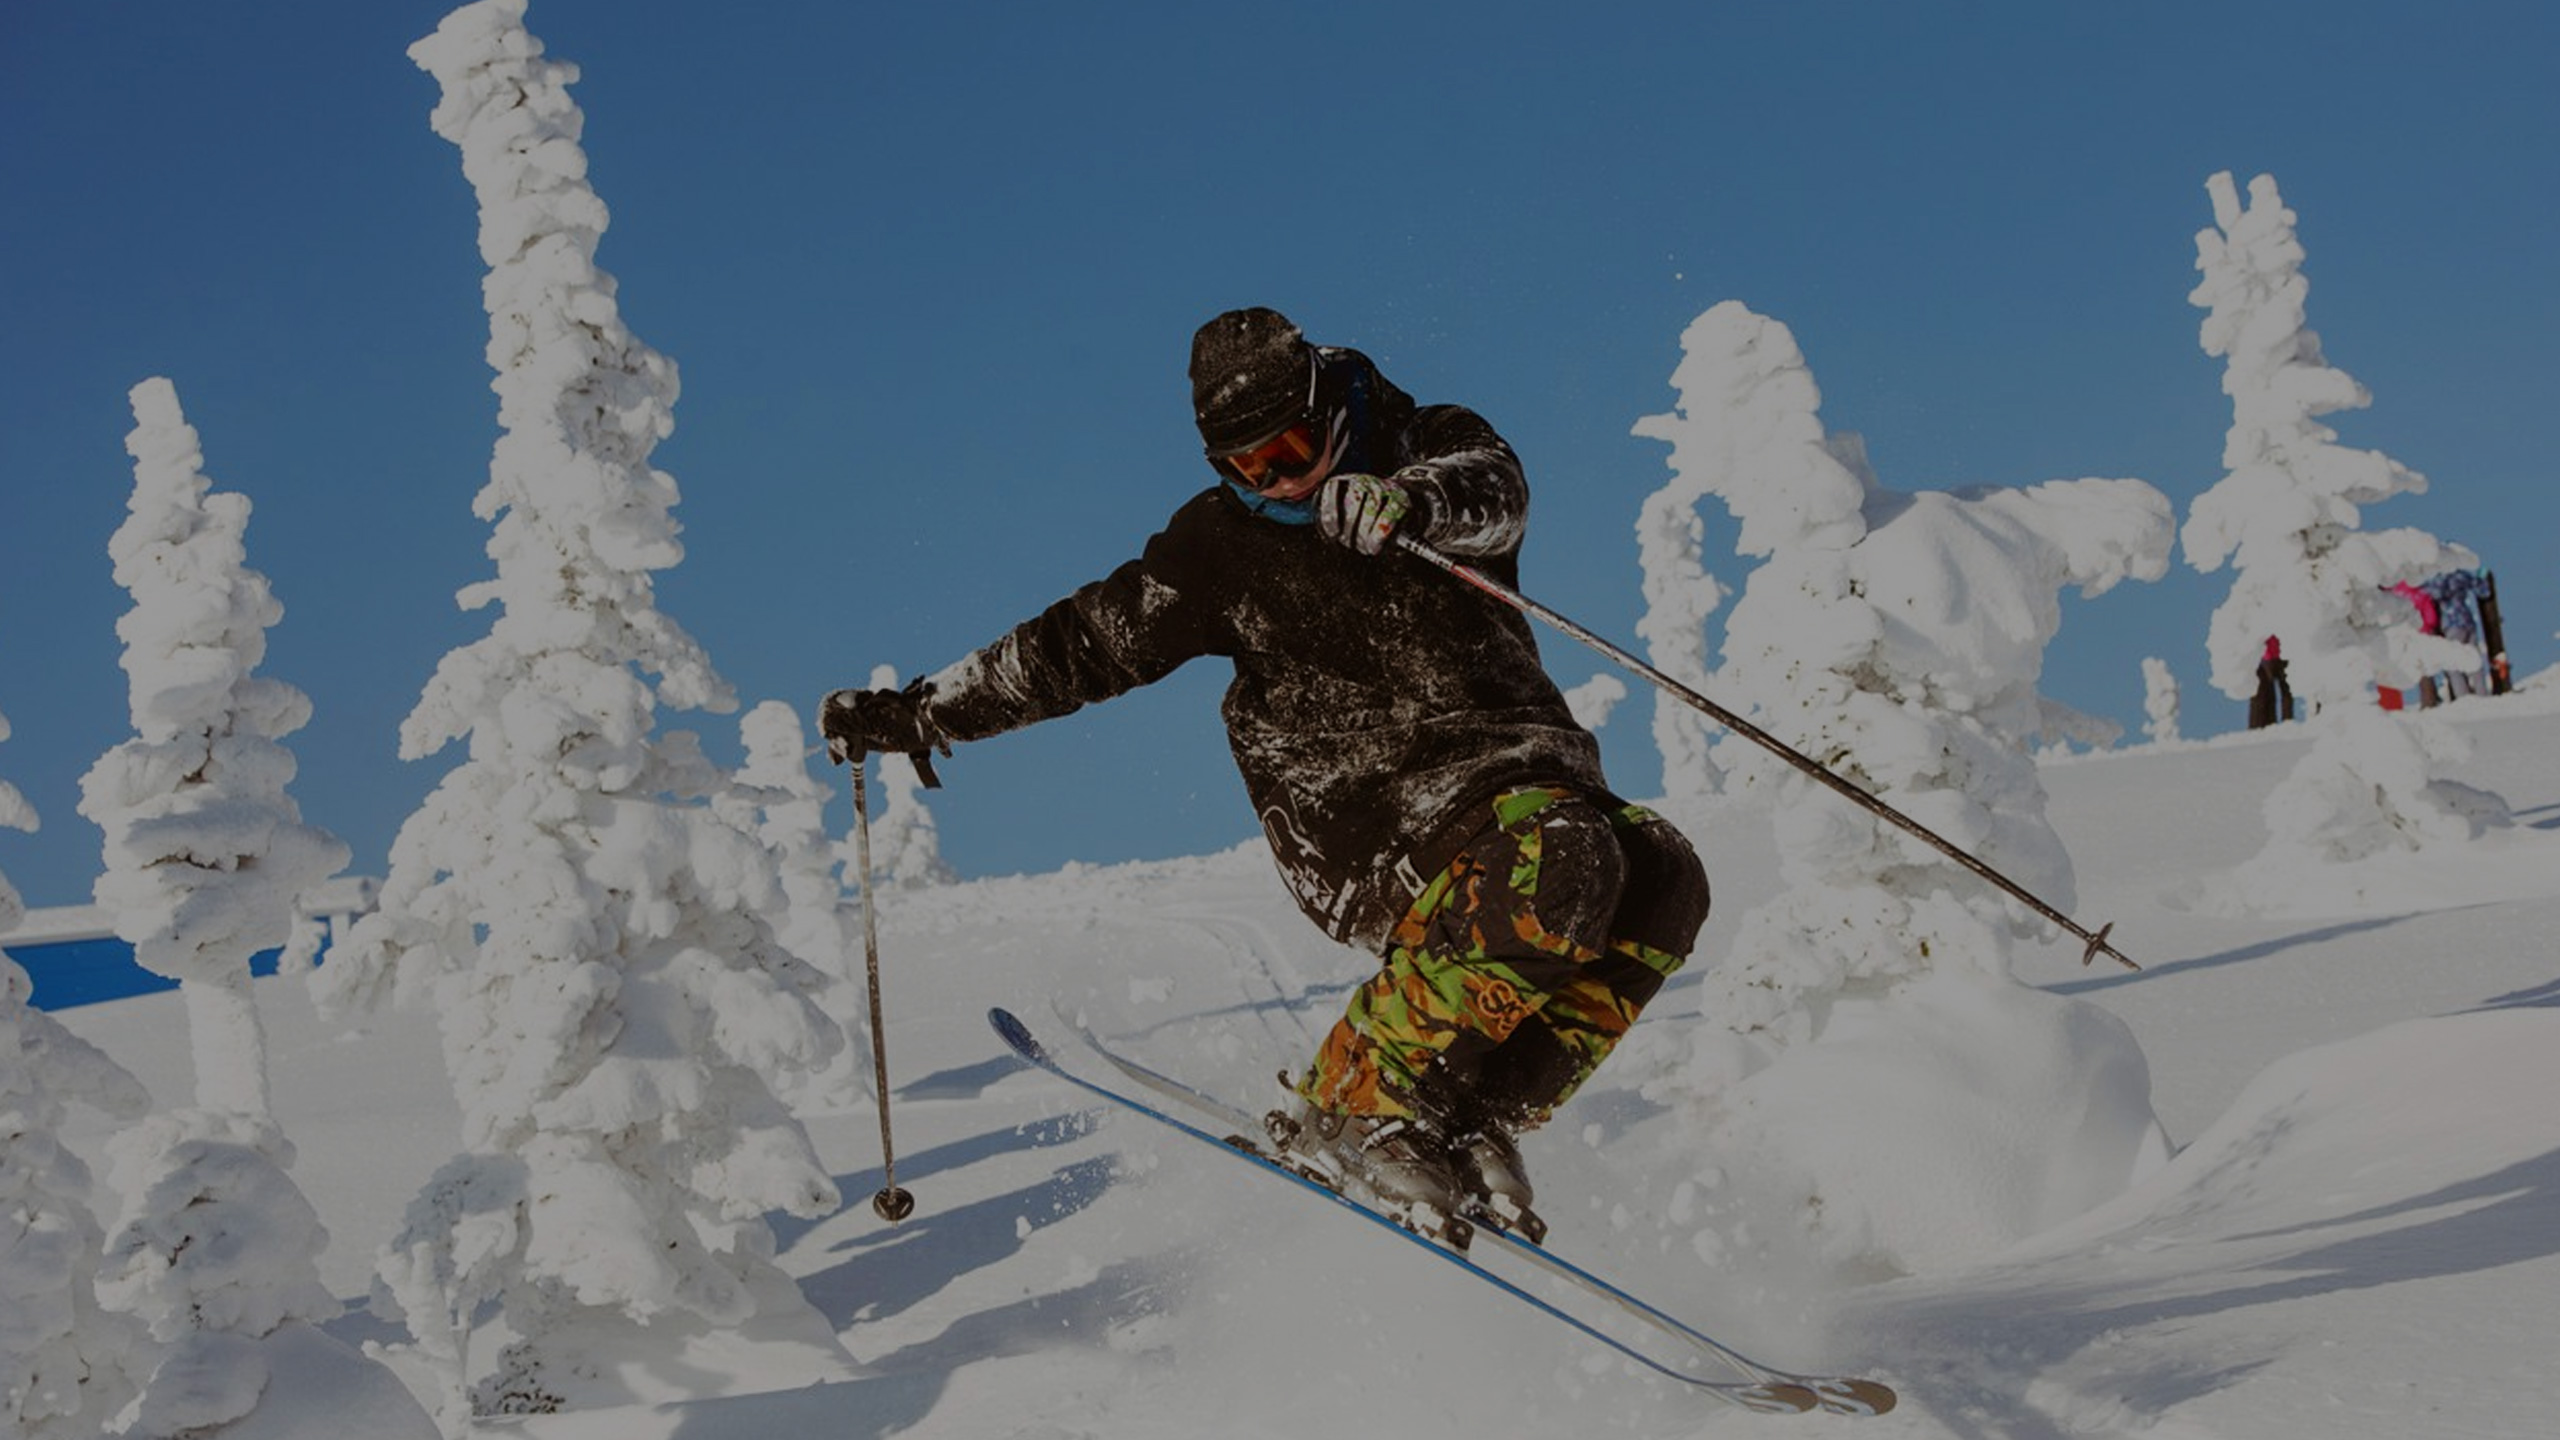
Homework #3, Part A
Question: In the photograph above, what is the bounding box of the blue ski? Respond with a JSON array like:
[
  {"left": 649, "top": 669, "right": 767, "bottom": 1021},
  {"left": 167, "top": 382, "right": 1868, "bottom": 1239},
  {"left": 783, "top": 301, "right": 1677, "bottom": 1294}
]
[{"left": 989, "top": 1007, "right": 1895, "bottom": 1417}]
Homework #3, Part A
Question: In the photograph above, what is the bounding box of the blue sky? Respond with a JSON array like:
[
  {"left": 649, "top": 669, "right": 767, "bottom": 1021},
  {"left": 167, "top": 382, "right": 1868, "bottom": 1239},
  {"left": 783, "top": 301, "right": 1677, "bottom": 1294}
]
[{"left": 4, "top": 1, "right": 2552, "bottom": 910}]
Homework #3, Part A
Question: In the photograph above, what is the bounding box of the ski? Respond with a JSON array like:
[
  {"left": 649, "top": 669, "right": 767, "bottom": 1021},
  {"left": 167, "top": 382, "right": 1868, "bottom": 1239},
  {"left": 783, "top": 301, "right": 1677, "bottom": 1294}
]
[
  {"left": 1039, "top": 1007, "right": 1896, "bottom": 1417},
  {"left": 990, "top": 1007, "right": 1895, "bottom": 1417}
]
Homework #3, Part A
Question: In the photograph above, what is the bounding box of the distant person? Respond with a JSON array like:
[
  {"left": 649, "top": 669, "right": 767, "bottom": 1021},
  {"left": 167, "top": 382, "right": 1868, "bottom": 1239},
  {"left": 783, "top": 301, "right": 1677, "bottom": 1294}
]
[
  {"left": 817, "top": 307, "right": 1708, "bottom": 1245},
  {"left": 2390, "top": 581, "right": 2447, "bottom": 707},
  {"left": 2423, "top": 570, "right": 2487, "bottom": 698},
  {"left": 2249, "top": 636, "right": 2293, "bottom": 729}
]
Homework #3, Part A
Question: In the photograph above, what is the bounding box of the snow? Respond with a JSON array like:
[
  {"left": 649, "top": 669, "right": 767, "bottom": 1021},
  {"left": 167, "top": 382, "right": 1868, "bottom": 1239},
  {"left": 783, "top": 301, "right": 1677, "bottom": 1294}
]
[{"left": 30, "top": 685, "right": 2560, "bottom": 1439}]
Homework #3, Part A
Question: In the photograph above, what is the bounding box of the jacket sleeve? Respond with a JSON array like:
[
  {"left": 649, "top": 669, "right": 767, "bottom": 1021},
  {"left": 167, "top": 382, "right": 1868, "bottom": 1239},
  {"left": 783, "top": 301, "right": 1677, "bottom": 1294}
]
[
  {"left": 917, "top": 530, "right": 1217, "bottom": 745},
  {"left": 1392, "top": 403, "right": 1526, "bottom": 558}
]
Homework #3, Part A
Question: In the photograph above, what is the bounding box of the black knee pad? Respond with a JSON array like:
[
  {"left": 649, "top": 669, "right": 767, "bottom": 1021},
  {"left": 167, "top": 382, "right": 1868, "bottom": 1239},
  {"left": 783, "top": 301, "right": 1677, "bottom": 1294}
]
[
  {"left": 1609, "top": 815, "right": 1709, "bottom": 960},
  {"left": 1507, "top": 800, "right": 1628, "bottom": 958}
]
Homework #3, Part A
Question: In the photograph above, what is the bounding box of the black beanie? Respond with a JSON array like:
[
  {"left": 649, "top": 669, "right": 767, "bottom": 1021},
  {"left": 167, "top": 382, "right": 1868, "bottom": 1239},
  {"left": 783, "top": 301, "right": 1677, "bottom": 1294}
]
[{"left": 1190, "top": 307, "right": 1315, "bottom": 454}]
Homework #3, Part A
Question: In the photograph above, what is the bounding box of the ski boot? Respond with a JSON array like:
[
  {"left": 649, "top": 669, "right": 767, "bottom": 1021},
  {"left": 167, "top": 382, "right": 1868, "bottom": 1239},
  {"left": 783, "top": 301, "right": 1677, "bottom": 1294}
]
[
  {"left": 1452, "top": 1121, "right": 1548, "bottom": 1245},
  {"left": 1430, "top": 1076, "right": 1549, "bottom": 1243},
  {"left": 1446, "top": 1027, "right": 1571, "bottom": 1244},
  {"left": 1265, "top": 1086, "right": 1474, "bottom": 1250}
]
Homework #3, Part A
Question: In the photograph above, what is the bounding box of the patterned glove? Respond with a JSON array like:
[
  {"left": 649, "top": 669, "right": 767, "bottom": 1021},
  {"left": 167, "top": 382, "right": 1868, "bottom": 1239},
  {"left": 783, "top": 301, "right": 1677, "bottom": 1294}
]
[
  {"left": 1316, "top": 472, "right": 1421, "bottom": 556},
  {"left": 817, "top": 681, "right": 945, "bottom": 767}
]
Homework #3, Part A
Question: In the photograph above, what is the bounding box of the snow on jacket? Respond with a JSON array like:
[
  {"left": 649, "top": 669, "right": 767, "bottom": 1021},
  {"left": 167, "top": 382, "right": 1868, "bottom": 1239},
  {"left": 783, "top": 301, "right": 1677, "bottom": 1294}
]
[{"left": 920, "top": 347, "right": 1608, "bottom": 948}]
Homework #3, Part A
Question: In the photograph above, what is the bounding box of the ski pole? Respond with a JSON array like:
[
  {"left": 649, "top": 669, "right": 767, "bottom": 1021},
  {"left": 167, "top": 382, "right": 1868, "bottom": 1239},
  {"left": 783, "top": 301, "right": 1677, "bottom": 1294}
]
[
  {"left": 850, "top": 760, "right": 918, "bottom": 1221},
  {"left": 1397, "top": 536, "right": 2137, "bottom": 971}
]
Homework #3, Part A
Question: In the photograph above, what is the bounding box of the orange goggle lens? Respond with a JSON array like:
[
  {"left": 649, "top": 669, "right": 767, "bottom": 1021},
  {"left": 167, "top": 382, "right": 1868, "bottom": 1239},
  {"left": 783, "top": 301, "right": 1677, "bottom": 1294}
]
[{"left": 1212, "top": 421, "right": 1321, "bottom": 491}]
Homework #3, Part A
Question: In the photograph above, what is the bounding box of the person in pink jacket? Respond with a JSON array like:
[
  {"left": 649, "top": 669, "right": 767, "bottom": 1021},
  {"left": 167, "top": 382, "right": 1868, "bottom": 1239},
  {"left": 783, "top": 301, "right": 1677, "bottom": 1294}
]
[{"left": 2250, "top": 636, "right": 2293, "bottom": 728}]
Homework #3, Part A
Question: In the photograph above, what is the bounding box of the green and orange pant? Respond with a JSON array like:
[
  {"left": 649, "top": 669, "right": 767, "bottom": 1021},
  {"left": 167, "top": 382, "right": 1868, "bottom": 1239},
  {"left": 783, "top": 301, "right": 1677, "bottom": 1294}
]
[{"left": 1300, "top": 787, "right": 1709, "bottom": 1128}]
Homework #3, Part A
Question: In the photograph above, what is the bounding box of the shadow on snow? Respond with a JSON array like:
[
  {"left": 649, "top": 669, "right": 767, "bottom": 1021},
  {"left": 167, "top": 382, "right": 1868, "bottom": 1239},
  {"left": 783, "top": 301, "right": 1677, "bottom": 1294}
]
[{"left": 1846, "top": 1131, "right": 2560, "bottom": 1436}]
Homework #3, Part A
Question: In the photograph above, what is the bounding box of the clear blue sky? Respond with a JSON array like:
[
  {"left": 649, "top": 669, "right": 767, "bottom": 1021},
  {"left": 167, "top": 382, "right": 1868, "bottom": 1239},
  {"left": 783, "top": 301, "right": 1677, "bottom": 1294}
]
[{"left": 4, "top": 1, "right": 2552, "bottom": 910}]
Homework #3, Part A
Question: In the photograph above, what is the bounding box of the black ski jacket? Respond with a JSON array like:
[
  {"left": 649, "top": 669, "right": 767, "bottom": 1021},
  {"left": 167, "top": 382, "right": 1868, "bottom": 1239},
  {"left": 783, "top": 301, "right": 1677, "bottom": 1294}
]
[{"left": 921, "top": 348, "right": 1608, "bottom": 948}]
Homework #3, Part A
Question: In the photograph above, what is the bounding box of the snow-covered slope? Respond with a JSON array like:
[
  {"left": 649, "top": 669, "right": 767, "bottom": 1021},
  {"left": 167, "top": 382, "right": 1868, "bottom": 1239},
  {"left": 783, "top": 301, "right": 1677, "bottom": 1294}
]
[{"left": 52, "top": 689, "right": 2560, "bottom": 1438}]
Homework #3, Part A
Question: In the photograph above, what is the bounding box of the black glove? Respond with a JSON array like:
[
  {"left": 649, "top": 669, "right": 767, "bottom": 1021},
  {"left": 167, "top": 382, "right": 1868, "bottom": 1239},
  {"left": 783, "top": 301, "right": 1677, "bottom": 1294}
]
[{"left": 817, "top": 680, "right": 948, "bottom": 780}]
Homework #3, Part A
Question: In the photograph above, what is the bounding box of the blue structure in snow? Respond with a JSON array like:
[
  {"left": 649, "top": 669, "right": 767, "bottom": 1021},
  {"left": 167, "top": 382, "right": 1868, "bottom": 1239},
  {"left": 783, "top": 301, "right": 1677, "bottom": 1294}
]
[
  {"left": 1, "top": 881, "right": 372, "bottom": 1011},
  {"left": 4, "top": 930, "right": 301, "bottom": 1009}
]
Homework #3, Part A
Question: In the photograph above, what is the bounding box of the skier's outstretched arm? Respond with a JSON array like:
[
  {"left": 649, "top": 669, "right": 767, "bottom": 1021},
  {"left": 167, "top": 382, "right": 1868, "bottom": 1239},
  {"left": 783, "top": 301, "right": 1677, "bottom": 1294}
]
[{"left": 819, "top": 543, "right": 1210, "bottom": 767}]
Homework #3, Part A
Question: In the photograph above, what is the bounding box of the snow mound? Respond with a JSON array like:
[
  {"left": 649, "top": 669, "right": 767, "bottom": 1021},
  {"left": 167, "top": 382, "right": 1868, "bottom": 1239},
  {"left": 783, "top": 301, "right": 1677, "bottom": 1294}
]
[
  {"left": 2015, "top": 1005, "right": 2560, "bottom": 1263},
  {"left": 118, "top": 1322, "right": 438, "bottom": 1440},
  {"left": 1655, "top": 967, "right": 2169, "bottom": 1281},
  {"left": 2171, "top": 708, "right": 2548, "bottom": 919},
  {"left": 1834, "top": 1009, "right": 2560, "bottom": 1436}
]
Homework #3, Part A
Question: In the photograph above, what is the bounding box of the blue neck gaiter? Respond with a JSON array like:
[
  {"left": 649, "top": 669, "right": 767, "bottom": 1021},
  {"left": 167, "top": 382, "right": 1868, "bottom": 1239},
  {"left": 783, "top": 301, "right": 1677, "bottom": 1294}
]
[{"left": 1224, "top": 480, "right": 1317, "bottom": 525}]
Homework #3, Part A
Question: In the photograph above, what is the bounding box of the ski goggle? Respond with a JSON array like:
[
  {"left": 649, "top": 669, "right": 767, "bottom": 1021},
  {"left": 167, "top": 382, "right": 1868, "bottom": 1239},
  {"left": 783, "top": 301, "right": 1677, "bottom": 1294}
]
[{"left": 1210, "top": 420, "right": 1325, "bottom": 491}]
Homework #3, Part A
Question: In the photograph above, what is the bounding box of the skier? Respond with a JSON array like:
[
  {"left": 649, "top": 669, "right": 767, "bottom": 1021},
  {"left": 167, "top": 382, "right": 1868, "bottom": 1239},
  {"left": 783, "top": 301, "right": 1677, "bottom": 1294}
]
[{"left": 819, "top": 307, "right": 1709, "bottom": 1240}]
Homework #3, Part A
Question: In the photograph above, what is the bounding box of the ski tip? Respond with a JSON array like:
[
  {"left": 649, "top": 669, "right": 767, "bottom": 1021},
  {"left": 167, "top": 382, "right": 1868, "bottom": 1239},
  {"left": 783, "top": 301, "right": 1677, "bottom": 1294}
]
[{"left": 988, "top": 1007, "right": 1046, "bottom": 1063}]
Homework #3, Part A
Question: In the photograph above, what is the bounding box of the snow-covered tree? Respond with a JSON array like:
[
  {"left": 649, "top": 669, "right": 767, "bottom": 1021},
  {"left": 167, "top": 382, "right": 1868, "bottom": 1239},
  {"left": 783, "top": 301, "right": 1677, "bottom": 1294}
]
[
  {"left": 2141, "top": 656, "right": 2183, "bottom": 746},
  {"left": 80, "top": 378, "right": 351, "bottom": 1118},
  {"left": 1632, "top": 302, "right": 2173, "bottom": 1280},
  {"left": 93, "top": 1112, "right": 356, "bottom": 1439},
  {"left": 74, "top": 379, "right": 432, "bottom": 1439},
  {"left": 2184, "top": 172, "right": 2480, "bottom": 709},
  {"left": 2183, "top": 172, "right": 2508, "bottom": 903},
  {"left": 3, "top": 711, "right": 153, "bottom": 1440},
  {"left": 1643, "top": 304, "right": 2173, "bottom": 1027},
  {"left": 0, "top": 960, "right": 152, "bottom": 1440},
  {"left": 1623, "top": 406, "right": 1731, "bottom": 807},
  {"left": 1560, "top": 672, "right": 1629, "bottom": 733},
  {"left": 2033, "top": 697, "right": 2124, "bottom": 757},
  {"left": 316, "top": 2, "right": 850, "bottom": 1423},
  {"left": 726, "top": 700, "right": 871, "bottom": 1111}
]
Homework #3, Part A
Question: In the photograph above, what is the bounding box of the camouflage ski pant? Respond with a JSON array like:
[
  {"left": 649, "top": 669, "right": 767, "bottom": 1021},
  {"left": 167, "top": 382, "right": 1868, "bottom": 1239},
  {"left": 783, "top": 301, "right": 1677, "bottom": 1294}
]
[{"left": 1300, "top": 787, "right": 1709, "bottom": 1127}]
